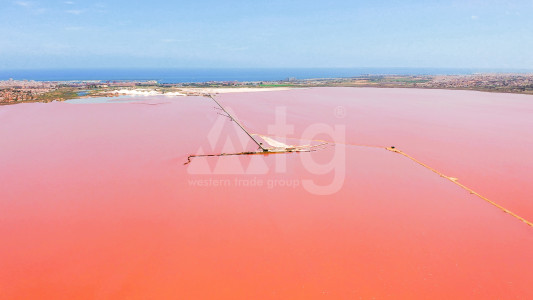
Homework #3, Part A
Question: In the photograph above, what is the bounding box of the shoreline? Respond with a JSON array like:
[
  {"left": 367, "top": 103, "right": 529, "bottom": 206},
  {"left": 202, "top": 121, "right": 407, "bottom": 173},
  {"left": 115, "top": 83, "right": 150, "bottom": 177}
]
[
  {"left": 3, "top": 85, "right": 533, "bottom": 106},
  {"left": 3, "top": 73, "right": 533, "bottom": 105}
]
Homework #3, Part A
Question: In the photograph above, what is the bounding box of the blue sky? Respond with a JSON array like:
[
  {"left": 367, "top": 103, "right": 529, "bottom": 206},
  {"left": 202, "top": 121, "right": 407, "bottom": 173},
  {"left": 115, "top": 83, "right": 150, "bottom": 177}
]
[{"left": 1, "top": 0, "right": 533, "bottom": 69}]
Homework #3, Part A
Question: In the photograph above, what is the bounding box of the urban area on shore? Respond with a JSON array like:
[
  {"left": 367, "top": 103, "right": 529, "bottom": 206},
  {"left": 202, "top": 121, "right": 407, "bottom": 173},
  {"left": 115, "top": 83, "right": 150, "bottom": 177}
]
[{"left": 2, "top": 73, "right": 533, "bottom": 105}]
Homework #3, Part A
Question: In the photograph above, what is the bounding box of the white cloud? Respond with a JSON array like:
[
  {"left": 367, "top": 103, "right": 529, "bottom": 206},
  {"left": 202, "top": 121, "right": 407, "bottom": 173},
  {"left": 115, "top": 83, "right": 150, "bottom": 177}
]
[
  {"left": 14, "top": 1, "right": 32, "bottom": 7},
  {"left": 64, "top": 1, "right": 75, "bottom": 4},
  {"left": 13, "top": 1, "right": 46, "bottom": 14},
  {"left": 471, "top": 15, "right": 479, "bottom": 20}
]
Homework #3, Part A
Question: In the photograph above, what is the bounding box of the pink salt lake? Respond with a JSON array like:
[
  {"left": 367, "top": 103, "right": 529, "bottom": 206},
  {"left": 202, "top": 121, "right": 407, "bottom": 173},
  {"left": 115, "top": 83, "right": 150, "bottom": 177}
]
[{"left": 1, "top": 87, "right": 532, "bottom": 299}]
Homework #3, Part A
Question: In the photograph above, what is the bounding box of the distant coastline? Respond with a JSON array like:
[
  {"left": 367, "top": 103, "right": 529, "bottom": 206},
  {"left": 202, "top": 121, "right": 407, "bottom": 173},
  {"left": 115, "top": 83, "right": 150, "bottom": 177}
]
[
  {"left": 2, "top": 73, "right": 533, "bottom": 105},
  {"left": 2, "top": 67, "right": 533, "bottom": 83}
]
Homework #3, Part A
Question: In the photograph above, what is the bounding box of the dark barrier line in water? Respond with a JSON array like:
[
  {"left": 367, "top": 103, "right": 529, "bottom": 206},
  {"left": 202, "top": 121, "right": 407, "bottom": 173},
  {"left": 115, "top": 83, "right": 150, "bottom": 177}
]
[
  {"left": 183, "top": 145, "right": 329, "bottom": 166},
  {"left": 184, "top": 151, "right": 290, "bottom": 166}
]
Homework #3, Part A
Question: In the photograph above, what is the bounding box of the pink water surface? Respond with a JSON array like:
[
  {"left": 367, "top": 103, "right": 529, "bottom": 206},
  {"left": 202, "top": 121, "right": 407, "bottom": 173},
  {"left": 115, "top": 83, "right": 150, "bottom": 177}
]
[
  {"left": 1, "top": 89, "right": 532, "bottom": 299},
  {"left": 220, "top": 87, "right": 533, "bottom": 221}
]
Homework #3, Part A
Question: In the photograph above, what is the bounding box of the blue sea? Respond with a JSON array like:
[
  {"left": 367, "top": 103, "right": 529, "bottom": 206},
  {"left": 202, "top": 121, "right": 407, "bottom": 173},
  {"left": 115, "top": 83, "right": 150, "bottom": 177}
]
[{"left": 0, "top": 68, "right": 531, "bottom": 83}]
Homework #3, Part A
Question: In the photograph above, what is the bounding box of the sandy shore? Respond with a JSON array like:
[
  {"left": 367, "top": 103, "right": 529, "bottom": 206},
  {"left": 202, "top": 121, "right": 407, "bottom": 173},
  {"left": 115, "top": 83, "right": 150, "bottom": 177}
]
[
  {"left": 111, "top": 89, "right": 186, "bottom": 96},
  {"left": 110, "top": 87, "right": 295, "bottom": 97}
]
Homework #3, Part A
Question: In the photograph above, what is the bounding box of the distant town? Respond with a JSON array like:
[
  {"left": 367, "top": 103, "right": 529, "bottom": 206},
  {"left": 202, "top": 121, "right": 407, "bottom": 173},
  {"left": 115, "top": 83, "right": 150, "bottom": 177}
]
[{"left": 1, "top": 73, "right": 533, "bottom": 105}]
